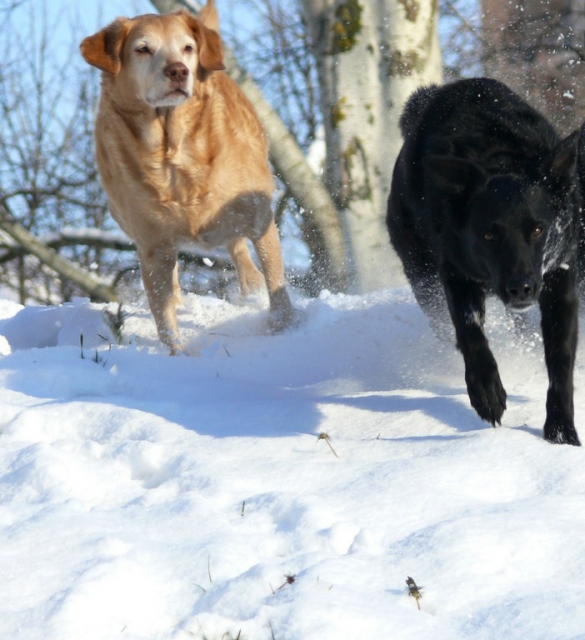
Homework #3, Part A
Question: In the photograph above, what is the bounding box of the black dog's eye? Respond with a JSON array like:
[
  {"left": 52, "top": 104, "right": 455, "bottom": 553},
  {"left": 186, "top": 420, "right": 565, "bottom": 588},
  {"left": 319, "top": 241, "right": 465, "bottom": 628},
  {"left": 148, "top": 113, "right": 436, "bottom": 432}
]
[
  {"left": 532, "top": 226, "right": 544, "bottom": 238},
  {"left": 484, "top": 231, "right": 494, "bottom": 241}
]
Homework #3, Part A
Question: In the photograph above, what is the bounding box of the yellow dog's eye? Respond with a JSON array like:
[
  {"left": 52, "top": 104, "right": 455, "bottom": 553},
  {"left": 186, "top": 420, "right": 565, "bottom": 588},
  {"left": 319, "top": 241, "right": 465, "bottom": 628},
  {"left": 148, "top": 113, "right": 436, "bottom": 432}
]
[
  {"left": 184, "top": 45, "right": 194, "bottom": 53},
  {"left": 136, "top": 45, "right": 151, "bottom": 55}
]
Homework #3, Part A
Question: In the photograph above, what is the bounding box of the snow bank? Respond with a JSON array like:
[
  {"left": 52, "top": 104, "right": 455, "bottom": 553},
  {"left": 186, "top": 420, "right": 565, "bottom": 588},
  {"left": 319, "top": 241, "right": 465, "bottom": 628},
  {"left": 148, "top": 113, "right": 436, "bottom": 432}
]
[{"left": 0, "top": 289, "right": 583, "bottom": 639}]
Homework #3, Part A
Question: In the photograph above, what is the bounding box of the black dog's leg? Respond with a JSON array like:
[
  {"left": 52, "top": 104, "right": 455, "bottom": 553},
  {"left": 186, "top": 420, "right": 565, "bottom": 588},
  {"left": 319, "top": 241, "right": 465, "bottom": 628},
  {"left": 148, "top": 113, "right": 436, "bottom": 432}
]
[
  {"left": 443, "top": 274, "right": 507, "bottom": 425},
  {"left": 387, "top": 203, "right": 452, "bottom": 339},
  {"left": 539, "top": 267, "right": 581, "bottom": 445}
]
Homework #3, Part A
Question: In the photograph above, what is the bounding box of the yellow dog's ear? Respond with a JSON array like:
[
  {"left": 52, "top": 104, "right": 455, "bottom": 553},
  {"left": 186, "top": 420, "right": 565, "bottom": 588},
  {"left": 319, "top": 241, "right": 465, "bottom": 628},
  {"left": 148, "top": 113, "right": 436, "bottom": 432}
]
[
  {"left": 198, "top": 0, "right": 220, "bottom": 32},
  {"left": 179, "top": 12, "right": 225, "bottom": 72},
  {"left": 80, "top": 18, "right": 131, "bottom": 75}
]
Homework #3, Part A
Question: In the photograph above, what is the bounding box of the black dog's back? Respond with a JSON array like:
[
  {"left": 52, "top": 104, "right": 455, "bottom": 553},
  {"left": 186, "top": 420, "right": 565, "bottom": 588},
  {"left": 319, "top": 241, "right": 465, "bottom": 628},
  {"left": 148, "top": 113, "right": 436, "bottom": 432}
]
[
  {"left": 398, "top": 78, "right": 562, "bottom": 189},
  {"left": 387, "top": 77, "right": 581, "bottom": 445},
  {"left": 398, "top": 84, "right": 440, "bottom": 138}
]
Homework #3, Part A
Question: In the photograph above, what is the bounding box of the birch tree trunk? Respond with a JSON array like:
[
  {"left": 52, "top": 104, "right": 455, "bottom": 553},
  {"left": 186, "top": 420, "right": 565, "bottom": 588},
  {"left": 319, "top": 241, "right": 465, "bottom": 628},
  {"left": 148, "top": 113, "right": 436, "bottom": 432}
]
[{"left": 300, "top": 0, "right": 443, "bottom": 292}]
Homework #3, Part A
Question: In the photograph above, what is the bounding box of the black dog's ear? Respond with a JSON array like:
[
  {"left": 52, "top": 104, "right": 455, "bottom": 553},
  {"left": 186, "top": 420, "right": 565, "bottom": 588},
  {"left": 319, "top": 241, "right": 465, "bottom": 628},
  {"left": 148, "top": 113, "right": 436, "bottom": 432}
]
[
  {"left": 423, "top": 156, "right": 488, "bottom": 194},
  {"left": 548, "top": 130, "right": 579, "bottom": 182}
]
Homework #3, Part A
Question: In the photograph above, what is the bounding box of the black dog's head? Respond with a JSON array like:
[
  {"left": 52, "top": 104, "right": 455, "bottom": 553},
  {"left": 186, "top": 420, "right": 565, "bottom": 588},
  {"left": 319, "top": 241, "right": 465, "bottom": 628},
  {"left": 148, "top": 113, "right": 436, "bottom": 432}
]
[{"left": 424, "top": 135, "right": 578, "bottom": 311}]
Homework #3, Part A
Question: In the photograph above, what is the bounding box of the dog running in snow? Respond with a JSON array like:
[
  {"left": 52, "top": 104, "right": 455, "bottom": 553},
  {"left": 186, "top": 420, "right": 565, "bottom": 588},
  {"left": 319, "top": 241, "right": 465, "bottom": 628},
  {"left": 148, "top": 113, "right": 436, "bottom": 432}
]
[
  {"left": 387, "top": 77, "right": 581, "bottom": 445},
  {"left": 80, "top": 0, "right": 294, "bottom": 354}
]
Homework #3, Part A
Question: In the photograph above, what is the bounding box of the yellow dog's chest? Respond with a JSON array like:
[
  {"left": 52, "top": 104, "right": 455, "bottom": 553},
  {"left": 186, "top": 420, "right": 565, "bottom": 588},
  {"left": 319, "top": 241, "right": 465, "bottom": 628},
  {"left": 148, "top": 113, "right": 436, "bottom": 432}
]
[{"left": 103, "top": 143, "right": 217, "bottom": 241}]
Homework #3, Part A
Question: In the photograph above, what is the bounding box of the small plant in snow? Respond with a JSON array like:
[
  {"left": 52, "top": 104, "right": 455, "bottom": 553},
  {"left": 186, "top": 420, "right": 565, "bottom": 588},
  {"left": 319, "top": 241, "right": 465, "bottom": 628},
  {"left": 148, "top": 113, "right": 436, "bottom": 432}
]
[
  {"left": 317, "top": 432, "right": 339, "bottom": 457},
  {"left": 278, "top": 573, "right": 296, "bottom": 589},
  {"left": 80, "top": 334, "right": 112, "bottom": 367},
  {"left": 102, "top": 302, "right": 128, "bottom": 345},
  {"left": 406, "top": 576, "right": 424, "bottom": 610}
]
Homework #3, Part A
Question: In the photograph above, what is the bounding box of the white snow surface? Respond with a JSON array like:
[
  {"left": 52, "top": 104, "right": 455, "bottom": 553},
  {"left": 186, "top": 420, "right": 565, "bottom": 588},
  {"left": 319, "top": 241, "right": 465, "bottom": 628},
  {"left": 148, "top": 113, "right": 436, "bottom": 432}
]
[{"left": 0, "top": 288, "right": 584, "bottom": 640}]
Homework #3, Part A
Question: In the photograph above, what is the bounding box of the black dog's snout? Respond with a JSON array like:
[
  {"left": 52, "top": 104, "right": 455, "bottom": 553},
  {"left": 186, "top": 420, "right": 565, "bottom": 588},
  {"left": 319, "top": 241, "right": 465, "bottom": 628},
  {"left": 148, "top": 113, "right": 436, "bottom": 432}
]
[{"left": 506, "top": 276, "right": 538, "bottom": 304}]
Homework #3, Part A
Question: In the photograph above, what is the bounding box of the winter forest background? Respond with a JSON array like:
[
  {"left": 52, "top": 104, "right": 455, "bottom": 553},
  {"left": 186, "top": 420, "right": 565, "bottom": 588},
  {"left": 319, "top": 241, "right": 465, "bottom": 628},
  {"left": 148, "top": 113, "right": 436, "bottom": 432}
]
[{"left": 1, "top": 0, "right": 584, "bottom": 307}]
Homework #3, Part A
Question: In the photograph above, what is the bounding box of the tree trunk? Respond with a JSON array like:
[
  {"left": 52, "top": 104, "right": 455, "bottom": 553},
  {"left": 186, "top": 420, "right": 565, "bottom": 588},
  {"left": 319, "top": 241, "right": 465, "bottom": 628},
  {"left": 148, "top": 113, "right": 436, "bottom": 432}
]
[
  {"left": 482, "top": 0, "right": 585, "bottom": 136},
  {"left": 149, "top": 0, "right": 348, "bottom": 292},
  {"left": 300, "top": 0, "right": 443, "bottom": 292}
]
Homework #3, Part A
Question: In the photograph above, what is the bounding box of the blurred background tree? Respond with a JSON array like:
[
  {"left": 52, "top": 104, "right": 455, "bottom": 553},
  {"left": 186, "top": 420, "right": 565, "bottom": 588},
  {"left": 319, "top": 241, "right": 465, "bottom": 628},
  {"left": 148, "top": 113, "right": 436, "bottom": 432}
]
[{"left": 482, "top": 0, "right": 585, "bottom": 137}]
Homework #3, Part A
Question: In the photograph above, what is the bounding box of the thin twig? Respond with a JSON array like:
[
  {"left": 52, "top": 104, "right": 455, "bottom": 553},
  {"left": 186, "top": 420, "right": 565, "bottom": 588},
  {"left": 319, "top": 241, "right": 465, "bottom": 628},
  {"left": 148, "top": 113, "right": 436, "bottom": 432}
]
[
  {"left": 276, "top": 574, "right": 296, "bottom": 590},
  {"left": 317, "top": 432, "right": 339, "bottom": 457}
]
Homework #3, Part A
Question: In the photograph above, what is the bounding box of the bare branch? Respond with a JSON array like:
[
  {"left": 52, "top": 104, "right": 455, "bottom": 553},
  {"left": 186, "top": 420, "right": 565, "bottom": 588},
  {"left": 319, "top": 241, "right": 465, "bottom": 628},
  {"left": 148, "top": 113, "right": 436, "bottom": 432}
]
[{"left": 0, "top": 204, "right": 117, "bottom": 303}]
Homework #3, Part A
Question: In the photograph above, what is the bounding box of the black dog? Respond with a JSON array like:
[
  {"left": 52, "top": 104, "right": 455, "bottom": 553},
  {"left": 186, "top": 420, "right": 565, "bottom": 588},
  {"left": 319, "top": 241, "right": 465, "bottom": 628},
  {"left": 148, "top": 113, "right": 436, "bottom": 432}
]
[{"left": 387, "top": 77, "right": 581, "bottom": 445}]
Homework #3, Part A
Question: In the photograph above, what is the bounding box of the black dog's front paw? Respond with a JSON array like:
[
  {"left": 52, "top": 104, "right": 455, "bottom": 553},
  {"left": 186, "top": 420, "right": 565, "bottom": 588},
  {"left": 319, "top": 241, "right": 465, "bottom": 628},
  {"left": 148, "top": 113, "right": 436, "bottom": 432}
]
[
  {"left": 465, "top": 358, "right": 507, "bottom": 426},
  {"left": 544, "top": 417, "right": 581, "bottom": 446}
]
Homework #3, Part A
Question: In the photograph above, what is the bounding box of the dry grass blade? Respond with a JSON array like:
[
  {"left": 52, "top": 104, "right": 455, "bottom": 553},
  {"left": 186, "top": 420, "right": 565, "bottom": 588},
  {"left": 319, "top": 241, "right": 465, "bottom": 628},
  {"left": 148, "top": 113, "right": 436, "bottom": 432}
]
[{"left": 317, "top": 432, "right": 339, "bottom": 457}]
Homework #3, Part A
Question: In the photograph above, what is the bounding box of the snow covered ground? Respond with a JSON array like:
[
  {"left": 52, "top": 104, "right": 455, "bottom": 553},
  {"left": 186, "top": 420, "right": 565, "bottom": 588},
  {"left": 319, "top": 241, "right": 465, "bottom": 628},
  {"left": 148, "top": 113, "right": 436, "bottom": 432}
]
[{"left": 0, "top": 287, "right": 584, "bottom": 640}]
